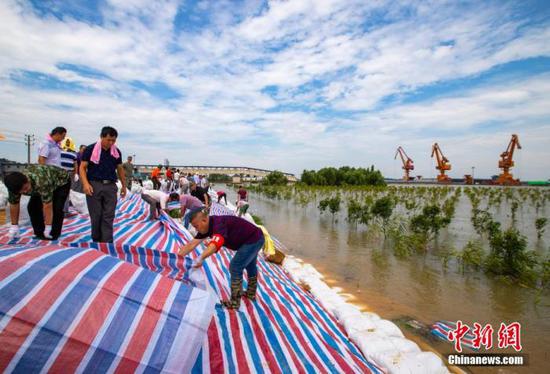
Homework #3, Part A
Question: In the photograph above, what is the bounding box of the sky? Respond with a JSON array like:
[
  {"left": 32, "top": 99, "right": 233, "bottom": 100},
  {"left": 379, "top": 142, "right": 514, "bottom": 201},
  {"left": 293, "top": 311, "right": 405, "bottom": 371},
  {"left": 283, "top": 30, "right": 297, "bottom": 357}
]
[{"left": 0, "top": 0, "right": 549, "bottom": 180}]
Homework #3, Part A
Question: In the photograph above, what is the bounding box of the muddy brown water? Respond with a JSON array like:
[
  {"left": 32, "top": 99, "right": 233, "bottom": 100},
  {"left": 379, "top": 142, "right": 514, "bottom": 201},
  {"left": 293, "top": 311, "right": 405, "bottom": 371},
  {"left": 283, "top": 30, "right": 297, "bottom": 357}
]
[{"left": 221, "top": 186, "right": 550, "bottom": 374}]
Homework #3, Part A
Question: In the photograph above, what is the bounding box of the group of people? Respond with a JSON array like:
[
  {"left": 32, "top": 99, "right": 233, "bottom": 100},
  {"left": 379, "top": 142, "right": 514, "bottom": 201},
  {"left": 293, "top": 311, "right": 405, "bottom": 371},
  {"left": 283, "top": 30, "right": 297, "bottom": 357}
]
[
  {"left": 6, "top": 126, "right": 127, "bottom": 243},
  {"left": 4, "top": 127, "right": 260, "bottom": 309}
]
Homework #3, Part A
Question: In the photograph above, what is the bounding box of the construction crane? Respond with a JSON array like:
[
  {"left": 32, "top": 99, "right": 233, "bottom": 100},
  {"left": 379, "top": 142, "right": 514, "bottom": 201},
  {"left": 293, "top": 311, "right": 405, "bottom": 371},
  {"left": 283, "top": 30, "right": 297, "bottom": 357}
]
[
  {"left": 394, "top": 146, "right": 414, "bottom": 181},
  {"left": 431, "top": 143, "right": 451, "bottom": 183},
  {"left": 495, "top": 134, "right": 522, "bottom": 185}
]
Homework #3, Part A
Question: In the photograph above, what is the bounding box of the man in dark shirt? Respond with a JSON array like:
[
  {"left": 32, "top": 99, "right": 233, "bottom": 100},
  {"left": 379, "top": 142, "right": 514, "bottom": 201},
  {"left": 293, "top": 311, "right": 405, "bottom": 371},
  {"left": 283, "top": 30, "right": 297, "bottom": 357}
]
[
  {"left": 190, "top": 182, "right": 211, "bottom": 207},
  {"left": 79, "top": 126, "right": 126, "bottom": 243},
  {"left": 178, "top": 209, "right": 264, "bottom": 309}
]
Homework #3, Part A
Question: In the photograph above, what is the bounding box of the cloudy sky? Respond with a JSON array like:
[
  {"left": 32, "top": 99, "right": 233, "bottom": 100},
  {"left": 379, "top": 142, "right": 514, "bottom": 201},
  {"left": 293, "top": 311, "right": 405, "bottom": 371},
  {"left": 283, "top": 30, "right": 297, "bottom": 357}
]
[{"left": 0, "top": 0, "right": 549, "bottom": 179}]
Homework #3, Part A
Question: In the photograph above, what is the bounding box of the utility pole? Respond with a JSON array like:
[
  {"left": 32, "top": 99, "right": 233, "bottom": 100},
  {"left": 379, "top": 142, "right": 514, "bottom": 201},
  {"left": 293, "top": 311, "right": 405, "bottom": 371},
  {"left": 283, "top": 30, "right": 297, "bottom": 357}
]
[{"left": 24, "top": 134, "right": 35, "bottom": 165}]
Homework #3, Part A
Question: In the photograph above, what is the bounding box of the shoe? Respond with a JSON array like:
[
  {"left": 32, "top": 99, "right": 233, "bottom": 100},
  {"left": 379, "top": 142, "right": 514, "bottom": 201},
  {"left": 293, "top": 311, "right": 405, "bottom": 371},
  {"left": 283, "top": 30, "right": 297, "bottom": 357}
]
[
  {"left": 245, "top": 276, "right": 258, "bottom": 301},
  {"left": 221, "top": 278, "right": 242, "bottom": 310}
]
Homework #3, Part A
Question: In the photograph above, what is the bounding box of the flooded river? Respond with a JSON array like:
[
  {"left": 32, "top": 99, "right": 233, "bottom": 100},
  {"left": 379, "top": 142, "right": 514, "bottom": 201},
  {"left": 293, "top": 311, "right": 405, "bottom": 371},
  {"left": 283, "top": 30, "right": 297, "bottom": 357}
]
[{"left": 222, "top": 186, "right": 549, "bottom": 374}]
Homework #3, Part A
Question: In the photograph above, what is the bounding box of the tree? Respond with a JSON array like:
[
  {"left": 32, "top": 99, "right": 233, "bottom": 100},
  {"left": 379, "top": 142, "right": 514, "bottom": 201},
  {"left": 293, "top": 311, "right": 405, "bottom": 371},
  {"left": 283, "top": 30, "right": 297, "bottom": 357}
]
[{"left": 263, "top": 170, "right": 288, "bottom": 185}]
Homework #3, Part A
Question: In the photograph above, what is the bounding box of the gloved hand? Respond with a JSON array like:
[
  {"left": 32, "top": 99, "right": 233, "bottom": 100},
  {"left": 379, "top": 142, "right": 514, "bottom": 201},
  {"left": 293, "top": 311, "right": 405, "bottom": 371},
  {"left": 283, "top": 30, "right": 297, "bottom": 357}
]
[{"left": 8, "top": 225, "right": 19, "bottom": 240}]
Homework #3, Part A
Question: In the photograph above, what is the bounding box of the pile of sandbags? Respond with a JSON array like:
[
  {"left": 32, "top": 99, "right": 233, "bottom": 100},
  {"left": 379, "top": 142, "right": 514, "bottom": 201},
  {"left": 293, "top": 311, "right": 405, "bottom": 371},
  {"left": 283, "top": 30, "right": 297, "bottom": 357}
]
[{"left": 282, "top": 256, "right": 448, "bottom": 374}]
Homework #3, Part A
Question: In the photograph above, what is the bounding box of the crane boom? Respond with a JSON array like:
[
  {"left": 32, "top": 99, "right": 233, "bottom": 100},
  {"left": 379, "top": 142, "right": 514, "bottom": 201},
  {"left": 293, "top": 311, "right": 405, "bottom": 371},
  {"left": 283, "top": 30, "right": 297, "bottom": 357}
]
[
  {"left": 431, "top": 143, "right": 451, "bottom": 183},
  {"left": 495, "top": 134, "right": 522, "bottom": 185},
  {"left": 394, "top": 146, "right": 414, "bottom": 181}
]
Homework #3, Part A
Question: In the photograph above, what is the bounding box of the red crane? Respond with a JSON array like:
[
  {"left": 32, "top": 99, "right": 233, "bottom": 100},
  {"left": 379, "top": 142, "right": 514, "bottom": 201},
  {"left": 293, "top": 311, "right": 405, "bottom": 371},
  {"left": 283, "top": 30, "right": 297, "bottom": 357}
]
[
  {"left": 495, "top": 134, "right": 522, "bottom": 185},
  {"left": 431, "top": 143, "right": 451, "bottom": 183},
  {"left": 394, "top": 146, "right": 414, "bottom": 181}
]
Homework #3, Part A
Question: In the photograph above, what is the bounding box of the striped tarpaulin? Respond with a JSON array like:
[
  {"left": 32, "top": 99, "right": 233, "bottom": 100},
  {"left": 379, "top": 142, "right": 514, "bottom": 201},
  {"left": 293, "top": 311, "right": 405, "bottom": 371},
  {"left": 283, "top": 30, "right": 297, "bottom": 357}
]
[
  {"left": 0, "top": 242, "right": 215, "bottom": 373},
  {"left": 1, "top": 194, "right": 384, "bottom": 373}
]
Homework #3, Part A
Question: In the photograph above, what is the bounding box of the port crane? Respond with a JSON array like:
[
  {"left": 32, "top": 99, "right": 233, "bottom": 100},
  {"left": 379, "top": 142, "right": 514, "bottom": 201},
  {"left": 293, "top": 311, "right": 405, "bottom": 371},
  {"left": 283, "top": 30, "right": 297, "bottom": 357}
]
[
  {"left": 431, "top": 143, "right": 451, "bottom": 183},
  {"left": 394, "top": 146, "right": 414, "bottom": 181},
  {"left": 495, "top": 134, "right": 522, "bottom": 185}
]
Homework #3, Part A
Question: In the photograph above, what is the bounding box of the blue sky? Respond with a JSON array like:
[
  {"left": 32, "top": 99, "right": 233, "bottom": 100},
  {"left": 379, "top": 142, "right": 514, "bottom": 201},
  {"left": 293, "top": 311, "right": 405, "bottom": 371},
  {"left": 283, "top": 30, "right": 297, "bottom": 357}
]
[{"left": 1, "top": 0, "right": 550, "bottom": 179}]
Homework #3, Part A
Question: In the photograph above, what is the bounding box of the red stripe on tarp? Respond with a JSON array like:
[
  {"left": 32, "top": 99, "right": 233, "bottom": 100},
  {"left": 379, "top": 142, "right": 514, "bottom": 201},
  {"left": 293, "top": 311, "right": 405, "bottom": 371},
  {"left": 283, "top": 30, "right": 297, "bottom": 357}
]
[
  {"left": 49, "top": 264, "right": 138, "bottom": 373},
  {"left": 244, "top": 300, "right": 282, "bottom": 374},
  {"left": 0, "top": 250, "right": 102, "bottom": 371},
  {"left": 114, "top": 277, "right": 174, "bottom": 373},
  {"left": 0, "top": 245, "right": 64, "bottom": 280},
  {"left": 208, "top": 318, "right": 225, "bottom": 373}
]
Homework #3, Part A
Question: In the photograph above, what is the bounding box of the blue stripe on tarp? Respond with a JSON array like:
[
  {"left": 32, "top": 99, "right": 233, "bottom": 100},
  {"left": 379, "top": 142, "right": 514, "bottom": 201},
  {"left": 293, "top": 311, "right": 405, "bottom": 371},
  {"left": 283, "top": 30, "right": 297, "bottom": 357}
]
[
  {"left": 191, "top": 348, "right": 202, "bottom": 374},
  {"left": 256, "top": 287, "right": 317, "bottom": 374},
  {"left": 250, "top": 300, "right": 292, "bottom": 373},
  {"left": 215, "top": 306, "right": 236, "bottom": 374},
  {"left": 261, "top": 272, "right": 333, "bottom": 373},
  {"left": 237, "top": 309, "right": 265, "bottom": 374},
  {"left": 13, "top": 257, "right": 119, "bottom": 372},
  {"left": 82, "top": 270, "right": 157, "bottom": 373},
  {"left": 0, "top": 248, "right": 87, "bottom": 312},
  {"left": 143, "top": 285, "right": 194, "bottom": 374},
  {"left": 268, "top": 262, "right": 377, "bottom": 372},
  {"left": 0, "top": 245, "right": 39, "bottom": 258}
]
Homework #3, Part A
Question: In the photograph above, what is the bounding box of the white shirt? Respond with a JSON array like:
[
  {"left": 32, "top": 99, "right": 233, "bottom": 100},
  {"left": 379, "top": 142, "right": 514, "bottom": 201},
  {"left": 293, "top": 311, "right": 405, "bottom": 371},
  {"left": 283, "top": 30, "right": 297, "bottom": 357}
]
[{"left": 142, "top": 190, "right": 169, "bottom": 209}]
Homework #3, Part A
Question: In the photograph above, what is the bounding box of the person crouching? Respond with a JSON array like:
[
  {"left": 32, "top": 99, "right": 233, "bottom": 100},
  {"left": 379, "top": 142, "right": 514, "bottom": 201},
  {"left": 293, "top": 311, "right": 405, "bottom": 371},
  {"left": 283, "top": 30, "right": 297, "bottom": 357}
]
[
  {"left": 141, "top": 190, "right": 179, "bottom": 220},
  {"left": 178, "top": 208, "right": 264, "bottom": 309}
]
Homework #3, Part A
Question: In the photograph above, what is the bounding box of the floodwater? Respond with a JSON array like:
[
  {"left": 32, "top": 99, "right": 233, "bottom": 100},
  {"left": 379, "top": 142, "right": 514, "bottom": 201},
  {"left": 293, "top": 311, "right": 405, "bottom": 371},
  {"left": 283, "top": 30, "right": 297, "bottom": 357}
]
[{"left": 222, "top": 186, "right": 550, "bottom": 374}]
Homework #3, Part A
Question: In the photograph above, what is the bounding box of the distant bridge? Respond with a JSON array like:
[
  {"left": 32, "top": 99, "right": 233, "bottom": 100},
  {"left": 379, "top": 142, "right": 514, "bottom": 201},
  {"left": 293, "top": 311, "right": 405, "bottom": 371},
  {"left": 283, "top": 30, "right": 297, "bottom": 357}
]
[{"left": 136, "top": 165, "right": 297, "bottom": 182}]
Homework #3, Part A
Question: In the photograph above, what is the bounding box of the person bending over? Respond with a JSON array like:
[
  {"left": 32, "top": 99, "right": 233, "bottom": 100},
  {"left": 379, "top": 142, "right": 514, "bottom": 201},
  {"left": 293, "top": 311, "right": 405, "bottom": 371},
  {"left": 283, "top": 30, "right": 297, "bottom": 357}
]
[{"left": 178, "top": 208, "right": 264, "bottom": 309}]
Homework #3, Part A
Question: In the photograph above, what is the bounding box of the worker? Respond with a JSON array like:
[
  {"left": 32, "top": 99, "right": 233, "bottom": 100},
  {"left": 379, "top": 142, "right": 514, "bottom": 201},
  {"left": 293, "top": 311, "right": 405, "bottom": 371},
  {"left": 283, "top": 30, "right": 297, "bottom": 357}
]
[
  {"left": 151, "top": 165, "right": 162, "bottom": 190},
  {"left": 216, "top": 190, "right": 228, "bottom": 204},
  {"left": 179, "top": 208, "right": 264, "bottom": 309},
  {"left": 141, "top": 190, "right": 179, "bottom": 220},
  {"left": 237, "top": 185, "right": 248, "bottom": 202},
  {"left": 59, "top": 137, "right": 78, "bottom": 215},
  {"left": 5, "top": 164, "right": 70, "bottom": 240},
  {"left": 236, "top": 199, "right": 249, "bottom": 217},
  {"left": 190, "top": 181, "right": 211, "bottom": 207},
  {"left": 37, "top": 126, "right": 67, "bottom": 233},
  {"left": 80, "top": 126, "right": 127, "bottom": 243},
  {"left": 122, "top": 156, "right": 134, "bottom": 191},
  {"left": 179, "top": 194, "right": 204, "bottom": 228}
]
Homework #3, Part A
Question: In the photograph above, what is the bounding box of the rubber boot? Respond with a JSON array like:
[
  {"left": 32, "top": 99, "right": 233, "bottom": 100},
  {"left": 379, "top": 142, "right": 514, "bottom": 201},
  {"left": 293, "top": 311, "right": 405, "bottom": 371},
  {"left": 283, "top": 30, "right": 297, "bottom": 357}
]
[
  {"left": 221, "top": 278, "right": 242, "bottom": 309},
  {"left": 245, "top": 276, "right": 258, "bottom": 301}
]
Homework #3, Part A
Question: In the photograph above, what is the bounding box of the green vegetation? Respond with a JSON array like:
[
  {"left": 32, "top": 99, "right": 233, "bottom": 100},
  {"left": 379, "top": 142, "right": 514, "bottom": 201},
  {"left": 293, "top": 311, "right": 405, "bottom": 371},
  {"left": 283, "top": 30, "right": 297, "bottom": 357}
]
[
  {"left": 251, "top": 214, "right": 264, "bottom": 226},
  {"left": 263, "top": 170, "right": 289, "bottom": 186},
  {"left": 301, "top": 166, "right": 385, "bottom": 186},
  {"left": 535, "top": 217, "right": 548, "bottom": 240},
  {"left": 208, "top": 173, "right": 232, "bottom": 183},
  {"left": 246, "top": 183, "right": 550, "bottom": 287}
]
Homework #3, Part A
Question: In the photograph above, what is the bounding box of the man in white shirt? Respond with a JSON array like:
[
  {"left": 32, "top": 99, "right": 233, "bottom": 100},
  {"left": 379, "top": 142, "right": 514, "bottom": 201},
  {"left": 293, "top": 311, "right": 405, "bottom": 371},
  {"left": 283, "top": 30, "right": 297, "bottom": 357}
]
[{"left": 141, "top": 190, "right": 179, "bottom": 220}]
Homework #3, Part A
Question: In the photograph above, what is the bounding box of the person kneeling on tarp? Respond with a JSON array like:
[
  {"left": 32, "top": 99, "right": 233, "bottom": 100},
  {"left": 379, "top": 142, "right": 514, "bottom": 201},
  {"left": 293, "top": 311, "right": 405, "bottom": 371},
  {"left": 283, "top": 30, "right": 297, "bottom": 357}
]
[
  {"left": 178, "top": 208, "right": 264, "bottom": 309},
  {"left": 141, "top": 190, "right": 179, "bottom": 220}
]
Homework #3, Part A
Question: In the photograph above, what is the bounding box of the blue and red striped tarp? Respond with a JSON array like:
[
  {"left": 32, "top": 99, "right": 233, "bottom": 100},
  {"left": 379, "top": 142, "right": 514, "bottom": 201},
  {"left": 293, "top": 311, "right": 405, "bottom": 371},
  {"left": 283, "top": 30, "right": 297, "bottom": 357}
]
[{"left": 1, "top": 195, "right": 384, "bottom": 373}]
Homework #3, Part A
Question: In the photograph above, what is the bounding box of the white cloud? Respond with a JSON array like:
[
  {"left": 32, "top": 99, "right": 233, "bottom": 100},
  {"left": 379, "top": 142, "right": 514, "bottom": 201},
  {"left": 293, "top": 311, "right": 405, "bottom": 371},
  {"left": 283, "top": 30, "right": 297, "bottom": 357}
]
[{"left": 0, "top": 0, "right": 549, "bottom": 180}]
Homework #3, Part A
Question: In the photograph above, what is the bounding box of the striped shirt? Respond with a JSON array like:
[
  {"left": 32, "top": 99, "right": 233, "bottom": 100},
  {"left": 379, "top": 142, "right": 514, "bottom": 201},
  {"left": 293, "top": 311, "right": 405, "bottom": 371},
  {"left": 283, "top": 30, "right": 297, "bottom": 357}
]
[{"left": 60, "top": 150, "right": 77, "bottom": 171}]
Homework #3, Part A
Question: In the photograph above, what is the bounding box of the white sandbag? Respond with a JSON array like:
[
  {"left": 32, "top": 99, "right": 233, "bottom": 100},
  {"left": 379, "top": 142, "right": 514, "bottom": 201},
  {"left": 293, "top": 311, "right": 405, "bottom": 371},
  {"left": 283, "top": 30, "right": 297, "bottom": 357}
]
[
  {"left": 142, "top": 180, "right": 154, "bottom": 190},
  {"left": 388, "top": 337, "right": 420, "bottom": 353},
  {"left": 334, "top": 303, "right": 362, "bottom": 321},
  {"left": 413, "top": 352, "right": 448, "bottom": 373},
  {"left": 0, "top": 181, "right": 8, "bottom": 208},
  {"left": 130, "top": 182, "right": 143, "bottom": 194},
  {"left": 6, "top": 196, "right": 31, "bottom": 225},
  {"left": 343, "top": 313, "right": 377, "bottom": 334},
  {"left": 372, "top": 351, "right": 449, "bottom": 374},
  {"left": 355, "top": 333, "right": 396, "bottom": 357},
  {"left": 373, "top": 319, "right": 405, "bottom": 338},
  {"left": 70, "top": 190, "right": 88, "bottom": 214}
]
